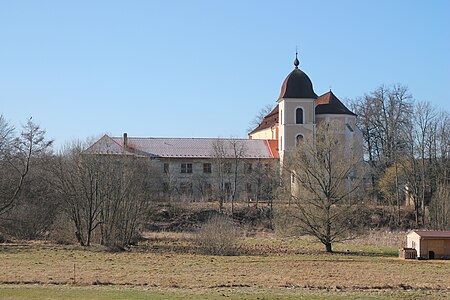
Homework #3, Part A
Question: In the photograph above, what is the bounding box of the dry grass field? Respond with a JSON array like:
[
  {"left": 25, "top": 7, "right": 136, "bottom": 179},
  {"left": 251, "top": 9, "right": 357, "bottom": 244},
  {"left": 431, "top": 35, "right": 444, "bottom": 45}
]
[{"left": 0, "top": 231, "right": 449, "bottom": 299}]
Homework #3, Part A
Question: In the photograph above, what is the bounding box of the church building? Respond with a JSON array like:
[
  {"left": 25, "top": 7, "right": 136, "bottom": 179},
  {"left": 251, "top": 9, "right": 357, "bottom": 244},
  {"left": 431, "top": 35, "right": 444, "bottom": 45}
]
[
  {"left": 249, "top": 53, "right": 362, "bottom": 163},
  {"left": 86, "top": 54, "right": 362, "bottom": 200}
]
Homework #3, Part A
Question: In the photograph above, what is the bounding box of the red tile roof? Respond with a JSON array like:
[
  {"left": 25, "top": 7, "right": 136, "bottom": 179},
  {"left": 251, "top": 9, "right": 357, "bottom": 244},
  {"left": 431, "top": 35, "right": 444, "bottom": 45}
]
[
  {"left": 250, "top": 91, "right": 356, "bottom": 137},
  {"left": 265, "top": 140, "right": 279, "bottom": 158},
  {"left": 249, "top": 106, "right": 278, "bottom": 134},
  {"left": 315, "top": 91, "right": 356, "bottom": 116}
]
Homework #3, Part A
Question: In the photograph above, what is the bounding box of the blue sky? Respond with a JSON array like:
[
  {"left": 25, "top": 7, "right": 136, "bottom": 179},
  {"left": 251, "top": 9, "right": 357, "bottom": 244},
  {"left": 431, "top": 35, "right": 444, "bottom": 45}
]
[{"left": 1, "top": 1, "right": 449, "bottom": 149}]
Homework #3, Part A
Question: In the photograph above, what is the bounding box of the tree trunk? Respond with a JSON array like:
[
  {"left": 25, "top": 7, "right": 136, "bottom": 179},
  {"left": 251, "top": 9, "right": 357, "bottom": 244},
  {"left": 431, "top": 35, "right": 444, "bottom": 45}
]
[
  {"left": 325, "top": 242, "right": 332, "bottom": 253},
  {"left": 75, "top": 231, "right": 84, "bottom": 246}
]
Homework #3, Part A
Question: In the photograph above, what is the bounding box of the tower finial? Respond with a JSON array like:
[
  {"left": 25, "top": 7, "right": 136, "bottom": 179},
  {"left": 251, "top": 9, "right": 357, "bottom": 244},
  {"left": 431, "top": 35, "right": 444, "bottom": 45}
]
[{"left": 294, "top": 47, "right": 299, "bottom": 68}]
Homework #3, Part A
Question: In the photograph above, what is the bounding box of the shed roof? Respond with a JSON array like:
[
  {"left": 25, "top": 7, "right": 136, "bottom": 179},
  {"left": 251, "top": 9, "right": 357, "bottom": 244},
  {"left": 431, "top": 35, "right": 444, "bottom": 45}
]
[{"left": 408, "top": 230, "right": 450, "bottom": 238}]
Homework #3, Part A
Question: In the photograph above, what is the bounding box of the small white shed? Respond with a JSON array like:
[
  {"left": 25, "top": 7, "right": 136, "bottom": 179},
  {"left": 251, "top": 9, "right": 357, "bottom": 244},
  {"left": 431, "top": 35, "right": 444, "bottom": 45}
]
[{"left": 407, "top": 230, "right": 450, "bottom": 259}]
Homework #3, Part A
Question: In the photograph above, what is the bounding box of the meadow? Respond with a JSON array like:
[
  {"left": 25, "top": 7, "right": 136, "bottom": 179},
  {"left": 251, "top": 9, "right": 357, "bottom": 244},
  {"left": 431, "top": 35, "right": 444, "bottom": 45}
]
[{"left": 0, "top": 231, "right": 449, "bottom": 299}]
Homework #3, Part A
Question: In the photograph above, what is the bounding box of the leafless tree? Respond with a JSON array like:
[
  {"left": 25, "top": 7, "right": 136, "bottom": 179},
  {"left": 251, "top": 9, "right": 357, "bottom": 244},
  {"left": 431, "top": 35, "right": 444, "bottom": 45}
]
[
  {"left": 51, "top": 142, "right": 160, "bottom": 247},
  {"left": 1, "top": 154, "right": 59, "bottom": 239},
  {"left": 212, "top": 139, "right": 228, "bottom": 212},
  {"left": 399, "top": 101, "right": 439, "bottom": 226},
  {"left": 429, "top": 111, "right": 450, "bottom": 229},
  {"left": 98, "top": 157, "right": 159, "bottom": 247},
  {"left": 350, "top": 85, "right": 450, "bottom": 229},
  {"left": 351, "top": 85, "right": 413, "bottom": 204},
  {"left": 246, "top": 160, "right": 279, "bottom": 206},
  {"left": 211, "top": 139, "right": 248, "bottom": 214},
  {"left": 228, "top": 139, "right": 247, "bottom": 215},
  {"left": 413, "top": 101, "right": 437, "bottom": 225},
  {"left": 0, "top": 116, "right": 53, "bottom": 215},
  {"left": 247, "top": 104, "right": 274, "bottom": 133},
  {"left": 283, "top": 121, "right": 365, "bottom": 252}
]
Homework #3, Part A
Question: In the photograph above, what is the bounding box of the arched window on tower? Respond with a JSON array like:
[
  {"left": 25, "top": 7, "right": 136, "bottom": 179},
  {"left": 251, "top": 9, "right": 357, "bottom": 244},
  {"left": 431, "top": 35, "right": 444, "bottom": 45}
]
[
  {"left": 296, "top": 108, "right": 304, "bottom": 124},
  {"left": 296, "top": 134, "right": 304, "bottom": 147}
]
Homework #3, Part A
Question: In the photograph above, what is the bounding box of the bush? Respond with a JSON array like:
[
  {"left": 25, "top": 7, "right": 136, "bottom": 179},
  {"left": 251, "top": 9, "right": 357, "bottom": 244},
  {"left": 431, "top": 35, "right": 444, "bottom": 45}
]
[
  {"left": 195, "top": 215, "right": 239, "bottom": 255},
  {"left": 49, "top": 214, "right": 77, "bottom": 245},
  {"left": 0, "top": 232, "right": 7, "bottom": 243},
  {"left": 272, "top": 206, "right": 301, "bottom": 237}
]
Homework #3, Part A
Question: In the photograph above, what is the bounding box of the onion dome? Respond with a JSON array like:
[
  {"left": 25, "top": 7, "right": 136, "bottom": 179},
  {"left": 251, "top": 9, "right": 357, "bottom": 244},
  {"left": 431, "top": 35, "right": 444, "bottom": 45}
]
[{"left": 278, "top": 53, "right": 318, "bottom": 100}]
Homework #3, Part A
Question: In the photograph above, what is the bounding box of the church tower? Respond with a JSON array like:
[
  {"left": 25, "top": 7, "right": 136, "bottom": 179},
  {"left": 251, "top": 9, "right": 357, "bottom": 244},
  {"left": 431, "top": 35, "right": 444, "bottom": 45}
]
[{"left": 277, "top": 53, "right": 318, "bottom": 161}]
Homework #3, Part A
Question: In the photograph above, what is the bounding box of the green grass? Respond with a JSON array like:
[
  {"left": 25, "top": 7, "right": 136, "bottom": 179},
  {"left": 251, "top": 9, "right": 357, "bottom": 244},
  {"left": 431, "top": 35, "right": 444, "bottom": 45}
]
[{"left": 1, "top": 285, "right": 448, "bottom": 300}]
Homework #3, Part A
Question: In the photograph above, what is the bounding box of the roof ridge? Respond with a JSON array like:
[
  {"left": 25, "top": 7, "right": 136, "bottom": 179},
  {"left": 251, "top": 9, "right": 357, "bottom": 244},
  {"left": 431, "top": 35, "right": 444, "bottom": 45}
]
[{"left": 112, "top": 136, "right": 255, "bottom": 140}]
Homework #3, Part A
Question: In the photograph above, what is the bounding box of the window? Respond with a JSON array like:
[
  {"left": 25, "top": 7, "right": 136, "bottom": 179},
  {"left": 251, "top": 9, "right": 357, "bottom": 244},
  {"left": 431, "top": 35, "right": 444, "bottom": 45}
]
[
  {"left": 280, "top": 136, "right": 282, "bottom": 151},
  {"left": 203, "top": 163, "right": 212, "bottom": 173},
  {"left": 245, "top": 162, "right": 252, "bottom": 174},
  {"left": 163, "top": 163, "right": 169, "bottom": 173},
  {"left": 296, "top": 134, "right": 304, "bottom": 146},
  {"left": 296, "top": 108, "right": 304, "bottom": 124},
  {"left": 181, "top": 163, "right": 193, "bottom": 173},
  {"left": 345, "top": 123, "right": 354, "bottom": 132},
  {"left": 224, "top": 162, "right": 232, "bottom": 173},
  {"left": 280, "top": 109, "right": 283, "bottom": 124},
  {"left": 224, "top": 182, "right": 231, "bottom": 192},
  {"left": 246, "top": 183, "right": 252, "bottom": 194},
  {"left": 291, "top": 172, "right": 296, "bottom": 184}
]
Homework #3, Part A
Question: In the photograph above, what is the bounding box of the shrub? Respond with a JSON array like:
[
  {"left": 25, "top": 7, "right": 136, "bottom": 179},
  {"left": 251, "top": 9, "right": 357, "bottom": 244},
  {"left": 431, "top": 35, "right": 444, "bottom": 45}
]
[
  {"left": 195, "top": 215, "right": 239, "bottom": 255},
  {"left": 272, "top": 206, "right": 301, "bottom": 237},
  {"left": 49, "top": 214, "right": 77, "bottom": 245},
  {"left": 0, "top": 232, "right": 7, "bottom": 243}
]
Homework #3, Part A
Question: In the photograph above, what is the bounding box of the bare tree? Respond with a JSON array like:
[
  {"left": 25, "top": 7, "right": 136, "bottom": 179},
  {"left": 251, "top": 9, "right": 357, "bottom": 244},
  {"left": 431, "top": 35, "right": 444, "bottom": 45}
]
[
  {"left": 400, "top": 101, "right": 438, "bottom": 226},
  {"left": 351, "top": 85, "right": 450, "bottom": 228},
  {"left": 0, "top": 115, "right": 14, "bottom": 158},
  {"left": 228, "top": 139, "right": 246, "bottom": 215},
  {"left": 351, "top": 85, "right": 413, "bottom": 204},
  {"left": 378, "top": 161, "right": 407, "bottom": 226},
  {"left": 0, "top": 116, "right": 53, "bottom": 215},
  {"left": 421, "top": 110, "right": 449, "bottom": 229},
  {"left": 51, "top": 142, "right": 160, "bottom": 247},
  {"left": 414, "top": 101, "right": 437, "bottom": 225},
  {"left": 98, "top": 157, "right": 159, "bottom": 247},
  {"left": 212, "top": 139, "right": 228, "bottom": 212},
  {"left": 246, "top": 160, "right": 279, "bottom": 206},
  {"left": 283, "top": 121, "right": 365, "bottom": 252},
  {"left": 211, "top": 139, "right": 248, "bottom": 214},
  {"left": 247, "top": 104, "right": 274, "bottom": 133},
  {"left": 51, "top": 143, "right": 102, "bottom": 246},
  {"left": 1, "top": 154, "right": 59, "bottom": 239}
]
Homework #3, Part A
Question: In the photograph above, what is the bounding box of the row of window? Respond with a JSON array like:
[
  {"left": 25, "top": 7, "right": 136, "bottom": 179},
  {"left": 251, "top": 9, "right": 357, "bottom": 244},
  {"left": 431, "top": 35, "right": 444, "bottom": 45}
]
[
  {"left": 163, "top": 162, "right": 266, "bottom": 174},
  {"left": 164, "top": 181, "right": 255, "bottom": 195}
]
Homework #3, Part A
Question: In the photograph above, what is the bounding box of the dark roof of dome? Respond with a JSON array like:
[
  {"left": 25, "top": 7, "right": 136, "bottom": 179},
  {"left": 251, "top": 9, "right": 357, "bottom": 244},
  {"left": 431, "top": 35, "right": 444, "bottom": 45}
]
[
  {"left": 315, "top": 91, "right": 356, "bottom": 116},
  {"left": 278, "top": 57, "right": 318, "bottom": 100}
]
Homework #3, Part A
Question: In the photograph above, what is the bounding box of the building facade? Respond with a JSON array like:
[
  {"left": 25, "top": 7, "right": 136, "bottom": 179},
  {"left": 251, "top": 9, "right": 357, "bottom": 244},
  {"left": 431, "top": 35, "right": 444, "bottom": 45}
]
[
  {"left": 86, "top": 54, "right": 362, "bottom": 200},
  {"left": 407, "top": 230, "right": 450, "bottom": 259},
  {"left": 249, "top": 54, "right": 362, "bottom": 163}
]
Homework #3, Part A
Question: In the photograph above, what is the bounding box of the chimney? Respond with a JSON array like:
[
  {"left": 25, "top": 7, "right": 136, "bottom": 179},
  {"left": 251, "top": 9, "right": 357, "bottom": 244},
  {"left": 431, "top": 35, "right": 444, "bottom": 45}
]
[{"left": 123, "top": 133, "right": 128, "bottom": 148}]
